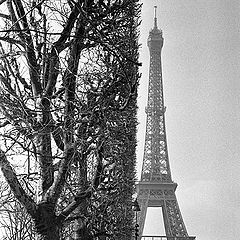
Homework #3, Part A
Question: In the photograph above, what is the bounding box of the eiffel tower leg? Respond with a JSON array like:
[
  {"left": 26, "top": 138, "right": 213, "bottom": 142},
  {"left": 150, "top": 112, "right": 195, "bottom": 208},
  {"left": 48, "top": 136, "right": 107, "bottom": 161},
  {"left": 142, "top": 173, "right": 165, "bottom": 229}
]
[
  {"left": 137, "top": 191, "right": 150, "bottom": 238},
  {"left": 162, "top": 191, "right": 188, "bottom": 238},
  {"left": 162, "top": 202, "right": 172, "bottom": 237}
]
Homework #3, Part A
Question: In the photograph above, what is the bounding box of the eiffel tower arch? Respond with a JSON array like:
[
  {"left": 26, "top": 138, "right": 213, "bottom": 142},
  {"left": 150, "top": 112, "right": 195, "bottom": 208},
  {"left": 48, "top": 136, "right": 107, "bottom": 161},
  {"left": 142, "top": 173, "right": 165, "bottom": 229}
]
[{"left": 136, "top": 6, "right": 196, "bottom": 240}]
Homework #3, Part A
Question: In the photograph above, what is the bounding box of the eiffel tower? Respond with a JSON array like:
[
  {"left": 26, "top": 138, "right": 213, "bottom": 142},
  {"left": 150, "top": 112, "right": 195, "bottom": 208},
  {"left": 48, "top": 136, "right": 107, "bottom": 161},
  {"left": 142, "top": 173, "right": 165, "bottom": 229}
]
[{"left": 136, "top": 6, "right": 195, "bottom": 240}]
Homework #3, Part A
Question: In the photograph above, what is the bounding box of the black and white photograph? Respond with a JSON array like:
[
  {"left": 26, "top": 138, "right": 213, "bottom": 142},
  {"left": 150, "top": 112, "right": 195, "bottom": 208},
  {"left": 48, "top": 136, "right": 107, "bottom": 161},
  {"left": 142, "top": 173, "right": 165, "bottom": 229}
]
[{"left": 0, "top": 1, "right": 239, "bottom": 240}]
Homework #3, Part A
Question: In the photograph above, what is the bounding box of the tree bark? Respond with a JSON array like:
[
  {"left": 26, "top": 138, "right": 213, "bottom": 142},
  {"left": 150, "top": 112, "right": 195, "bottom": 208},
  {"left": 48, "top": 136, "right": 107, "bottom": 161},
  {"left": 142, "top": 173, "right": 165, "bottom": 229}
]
[
  {"left": 72, "top": 222, "right": 93, "bottom": 240},
  {"left": 36, "top": 227, "right": 60, "bottom": 240},
  {"left": 34, "top": 202, "right": 61, "bottom": 240}
]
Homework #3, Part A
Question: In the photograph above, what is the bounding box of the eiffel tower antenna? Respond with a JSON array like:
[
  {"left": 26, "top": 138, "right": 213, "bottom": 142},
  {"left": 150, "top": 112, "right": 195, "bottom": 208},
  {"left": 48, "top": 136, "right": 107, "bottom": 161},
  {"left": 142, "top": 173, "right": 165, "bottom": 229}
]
[
  {"left": 136, "top": 6, "right": 195, "bottom": 240},
  {"left": 154, "top": 5, "right": 157, "bottom": 28}
]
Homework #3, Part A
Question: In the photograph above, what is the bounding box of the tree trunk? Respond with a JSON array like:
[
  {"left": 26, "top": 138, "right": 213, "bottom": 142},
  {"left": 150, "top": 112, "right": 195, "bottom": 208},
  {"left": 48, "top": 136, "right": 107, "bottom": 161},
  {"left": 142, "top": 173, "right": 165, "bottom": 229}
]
[
  {"left": 34, "top": 202, "right": 61, "bottom": 240},
  {"left": 36, "top": 226, "right": 60, "bottom": 240}
]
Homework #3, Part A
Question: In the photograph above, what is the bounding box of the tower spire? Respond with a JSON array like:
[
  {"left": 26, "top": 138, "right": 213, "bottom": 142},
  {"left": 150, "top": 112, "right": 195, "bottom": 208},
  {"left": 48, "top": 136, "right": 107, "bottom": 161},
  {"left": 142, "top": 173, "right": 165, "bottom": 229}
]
[{"left": 154, "top": 5, "right": 158, "bottom": 29}]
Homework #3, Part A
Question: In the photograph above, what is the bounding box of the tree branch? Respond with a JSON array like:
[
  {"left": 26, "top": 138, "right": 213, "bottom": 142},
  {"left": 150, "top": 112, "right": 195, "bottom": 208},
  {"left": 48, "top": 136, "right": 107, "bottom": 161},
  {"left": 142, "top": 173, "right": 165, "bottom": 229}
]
[
  {"left": 0, "top": 12, "right": 10, "bottom": 19},
  {"left": 52, "top": 125, "right": 64, "bottom": 151},
  {"left": 0, "top": 150, "right": 37, "bottom": 217},
  {"left": 0, "top": 37, "right": 24, "bottom": 46},
  {"left": 0, "top": 73, "right": 16, "bottom": 96},
  {"left": 0, "top": 120, "right": 10, "bottom": 128},
  {"left": 43, "top": 2, "right": 81, "bottom": 97},
  {"left": 6, "top": 0, "right": 26, "bottom": 43},
  {"left": 0, "top": 0, "right": 7, "bottom": 6},
  {"left": 45, "top": 19, "right": 86, "bottom": 204},
  {"left": 57, "top": 189, "right": 91, "bottom": 223},
  {"left": 12, "top": 0, "right": 42, "bottom": 96}
]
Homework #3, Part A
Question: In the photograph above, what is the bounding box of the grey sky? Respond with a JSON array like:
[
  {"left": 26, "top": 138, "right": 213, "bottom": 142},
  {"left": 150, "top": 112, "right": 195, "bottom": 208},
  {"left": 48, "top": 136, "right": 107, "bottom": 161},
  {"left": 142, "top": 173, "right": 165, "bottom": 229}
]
[{"left": 137, "top": 1, "right": 240, "bottom": 239}]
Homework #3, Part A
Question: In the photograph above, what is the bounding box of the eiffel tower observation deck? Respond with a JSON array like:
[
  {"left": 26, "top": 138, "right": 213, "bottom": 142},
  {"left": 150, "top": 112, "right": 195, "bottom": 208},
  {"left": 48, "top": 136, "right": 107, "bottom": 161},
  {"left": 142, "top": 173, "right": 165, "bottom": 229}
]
[{"left": 136, "top": 6, "right": 195, "bottom": 240}]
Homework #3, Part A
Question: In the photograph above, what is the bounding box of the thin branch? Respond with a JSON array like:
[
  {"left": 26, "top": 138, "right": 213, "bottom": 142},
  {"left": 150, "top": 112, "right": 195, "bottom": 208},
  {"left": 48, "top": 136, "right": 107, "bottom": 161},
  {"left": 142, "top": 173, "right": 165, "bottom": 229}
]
[
  {"left": 0, "top": 29, "right": 75, "bottom": 36},
  {"left": 0, "top": 120, "right": 10, "bottom": 128},
  {"left": 0, "top": 73, "right": 16, "bottom": 96},
  {"left": 0, "top": 0, "right": 7, "bottom": 5},
  {"left": 52, "top": 124, "right": 64, "bottom": 151},
  {"left": 0, "top": 12, "right": 10, "bottom": 19},
  {"left": 0, "top": 36, "right": 24, "bottom": 46}
]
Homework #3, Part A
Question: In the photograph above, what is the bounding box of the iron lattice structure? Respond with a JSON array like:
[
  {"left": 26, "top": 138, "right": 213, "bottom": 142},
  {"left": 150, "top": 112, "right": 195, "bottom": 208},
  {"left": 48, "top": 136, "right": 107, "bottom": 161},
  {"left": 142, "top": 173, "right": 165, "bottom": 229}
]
[{"left": 137, "top": 7, "right": 195, "bottom": 240}]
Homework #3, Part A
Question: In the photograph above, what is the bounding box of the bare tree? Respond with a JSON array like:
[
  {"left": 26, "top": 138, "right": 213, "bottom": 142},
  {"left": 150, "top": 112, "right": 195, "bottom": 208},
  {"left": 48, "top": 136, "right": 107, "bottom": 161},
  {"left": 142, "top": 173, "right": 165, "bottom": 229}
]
[{"left": 0, "top": 0, "right": 141, "bottom": 240}]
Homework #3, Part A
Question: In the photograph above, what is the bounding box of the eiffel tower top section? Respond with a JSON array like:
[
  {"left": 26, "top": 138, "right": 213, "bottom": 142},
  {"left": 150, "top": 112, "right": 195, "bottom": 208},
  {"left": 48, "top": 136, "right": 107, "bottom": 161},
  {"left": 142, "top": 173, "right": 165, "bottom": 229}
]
[
  {"left": 148, "top": 6, "right": 163, "bottom": 51},
  {"left": 140, "top": 6, "right": 172, "bottom": 183}
]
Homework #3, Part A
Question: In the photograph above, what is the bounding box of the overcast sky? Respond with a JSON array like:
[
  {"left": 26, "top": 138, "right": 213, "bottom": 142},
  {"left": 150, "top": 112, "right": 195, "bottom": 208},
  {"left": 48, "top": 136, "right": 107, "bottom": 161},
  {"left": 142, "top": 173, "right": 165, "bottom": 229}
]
[{"left": 137, "top": 1, "right": 240, "bottom": 239}]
